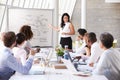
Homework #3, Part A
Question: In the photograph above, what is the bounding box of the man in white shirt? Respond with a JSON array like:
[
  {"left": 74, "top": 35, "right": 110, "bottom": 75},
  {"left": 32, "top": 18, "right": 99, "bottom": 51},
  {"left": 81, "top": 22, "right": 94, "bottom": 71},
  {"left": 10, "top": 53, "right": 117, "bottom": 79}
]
[
  {"left": 76, "top": 28, "right": 87, "bottom": 54},
  {"left": 86, "top": 32, "right": 103, "bottom": 67},
  {"left": 93, "top": 32, "right": 120, "bottom": 80},
  {"left": 73, "top": 29, "right": 88, "bottom": 61}
]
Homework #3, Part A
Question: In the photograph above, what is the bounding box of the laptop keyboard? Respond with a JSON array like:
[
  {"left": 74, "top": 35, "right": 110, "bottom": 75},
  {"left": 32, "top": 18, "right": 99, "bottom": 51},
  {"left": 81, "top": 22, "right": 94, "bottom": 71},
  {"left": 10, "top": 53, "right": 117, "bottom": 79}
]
[{"left": 73, "top": 62, "right": 93, "bottom": 72}]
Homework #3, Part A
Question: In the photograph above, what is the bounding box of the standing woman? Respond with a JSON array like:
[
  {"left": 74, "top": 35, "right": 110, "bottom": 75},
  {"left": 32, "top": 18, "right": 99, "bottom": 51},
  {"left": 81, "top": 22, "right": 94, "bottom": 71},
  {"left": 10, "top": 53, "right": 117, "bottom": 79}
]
[{"left": 49, "top": 13, "right": 75, "bottom": 50}]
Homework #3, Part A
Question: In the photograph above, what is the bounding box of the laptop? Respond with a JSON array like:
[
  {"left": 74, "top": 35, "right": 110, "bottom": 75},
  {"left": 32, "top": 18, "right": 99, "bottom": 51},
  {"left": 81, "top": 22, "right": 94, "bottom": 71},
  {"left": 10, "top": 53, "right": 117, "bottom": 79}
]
[
  {"left": 67, "top": 52, "right": 87, "bottom": 65},
  {"left": 67, "top": 52, "right": 73, "bottom": 62},
  {"left": 61, "top": 59, "right": 92, "bottom": 76}
]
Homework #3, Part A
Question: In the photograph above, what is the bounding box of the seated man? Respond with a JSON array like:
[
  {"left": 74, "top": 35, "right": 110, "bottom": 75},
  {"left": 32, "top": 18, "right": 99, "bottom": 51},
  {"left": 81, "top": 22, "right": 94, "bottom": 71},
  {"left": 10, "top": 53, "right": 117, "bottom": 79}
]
[
  {"left": 93, "top": 32, "right": 120, "bottom": 80},
  {"left": 75, "top": 32, "right": 103, "bottom": 67},
  {"left": 75, "top": 28, "right": 88, "bottom": 54},
  {"left": 0, "top": 31, "right": 36, "bottom": 80},
  {"left": 73, "top": 28, "right": 89, "bottom": 61},
  {"left": 86, "top": 32, "right": 103, "bottom": 67}
]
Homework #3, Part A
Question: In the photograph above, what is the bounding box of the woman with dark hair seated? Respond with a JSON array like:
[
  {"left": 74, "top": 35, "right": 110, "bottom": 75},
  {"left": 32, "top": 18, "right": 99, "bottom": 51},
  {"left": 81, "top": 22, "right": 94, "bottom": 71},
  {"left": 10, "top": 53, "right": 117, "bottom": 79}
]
[
  {"left": 12, "top": 33, "right": 27, "bottom": 65},
  {"left": 19, "top": 25, "right": 33, "bottom": 49},
  {"left": 19, "top": 25, "right": 40, "bottom": 54}
]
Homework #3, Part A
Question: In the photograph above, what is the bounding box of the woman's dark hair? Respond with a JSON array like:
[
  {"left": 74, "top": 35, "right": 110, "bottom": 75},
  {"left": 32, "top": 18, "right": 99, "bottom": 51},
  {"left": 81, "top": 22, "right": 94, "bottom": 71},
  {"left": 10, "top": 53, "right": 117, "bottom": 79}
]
[
  {"left": 3, "top": 31, "right": 16, "bottom": 47},
  {"left": 100, "top": 32, "right": 114, "bottom": 49},
  {"left": 87, "top": 32, "right": 97, "bottom": 44},
  {"left": 60, "top": 13, "right": 70, "bottom": 28},
  {"left": 77, "top": 28, "right": 87, "bottom": 36},
  {"left": 16, "top": 33, "right": 26, "bottom": 45},
  {"left": 19, "top": 25, "right": 33, "bottom": 40}
]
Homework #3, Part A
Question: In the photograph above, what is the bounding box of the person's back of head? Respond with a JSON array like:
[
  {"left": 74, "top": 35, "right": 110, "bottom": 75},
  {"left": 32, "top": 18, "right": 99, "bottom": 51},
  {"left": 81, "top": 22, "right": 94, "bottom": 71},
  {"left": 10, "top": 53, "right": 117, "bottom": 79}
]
[
  {"left": 100, "top": 32, "right": 114, "bottom": 49},
  {"left": 87, "top": 32, "right": 97, "bottom": 44},
  {"left": 99, "top": 33, "right": 120, "bottom": 80},
  {"left": 19, "top": 25, "right": 33, "bottom": 40},
  {"left": 3, "top": 31, "right": 16, "bottom": 48},
  {"left": 16, "top": 33, "right": 26, "bottom": 45},
  {"left": 77, "top": 28, "right": 87, "bottom": 37}
]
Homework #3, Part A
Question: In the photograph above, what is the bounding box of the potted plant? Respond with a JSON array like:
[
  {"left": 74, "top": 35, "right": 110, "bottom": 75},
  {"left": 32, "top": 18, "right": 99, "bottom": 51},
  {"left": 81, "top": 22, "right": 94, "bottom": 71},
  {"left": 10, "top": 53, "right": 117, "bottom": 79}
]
[{"left": 55, "top": 46, "right": 64, "bottom": 63}]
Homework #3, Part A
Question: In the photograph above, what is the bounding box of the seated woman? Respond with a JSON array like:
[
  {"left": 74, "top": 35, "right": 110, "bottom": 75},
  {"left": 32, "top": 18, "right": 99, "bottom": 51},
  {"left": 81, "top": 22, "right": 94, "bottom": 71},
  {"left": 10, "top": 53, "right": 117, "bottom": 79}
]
[
  {"left": 19, "top": 25, "right": 33, "bottom": 54},
  {"left": 19, "top": 25, "right": 40, "bottom": 54},
  {"left": 12, "top": 33, "right": 27, "bottom": 65},
  {"left": 93, "top": 32, "right": 120, "bottom": 80}
]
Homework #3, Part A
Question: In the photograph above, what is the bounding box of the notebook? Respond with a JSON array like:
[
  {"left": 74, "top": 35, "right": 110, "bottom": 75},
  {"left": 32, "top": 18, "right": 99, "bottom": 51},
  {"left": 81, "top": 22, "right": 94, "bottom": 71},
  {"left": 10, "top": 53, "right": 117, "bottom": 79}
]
[{"left": 61, "top": 59, "right": 92, "bottom": 76}]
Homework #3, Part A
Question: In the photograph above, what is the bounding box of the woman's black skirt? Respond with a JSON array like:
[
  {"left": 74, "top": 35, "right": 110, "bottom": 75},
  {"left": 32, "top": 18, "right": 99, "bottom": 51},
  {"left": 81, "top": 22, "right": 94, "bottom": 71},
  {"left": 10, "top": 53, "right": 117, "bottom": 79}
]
[{"left": 60, "top": 37, "right": 72, "bottom": 49}]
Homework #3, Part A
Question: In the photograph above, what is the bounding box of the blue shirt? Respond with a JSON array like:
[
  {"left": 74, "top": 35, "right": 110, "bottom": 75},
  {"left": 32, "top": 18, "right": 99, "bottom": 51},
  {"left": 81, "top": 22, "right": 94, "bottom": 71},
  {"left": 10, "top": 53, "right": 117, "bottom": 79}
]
[{"left": 0, "top": 47, "right": 33, "bottom": 80}]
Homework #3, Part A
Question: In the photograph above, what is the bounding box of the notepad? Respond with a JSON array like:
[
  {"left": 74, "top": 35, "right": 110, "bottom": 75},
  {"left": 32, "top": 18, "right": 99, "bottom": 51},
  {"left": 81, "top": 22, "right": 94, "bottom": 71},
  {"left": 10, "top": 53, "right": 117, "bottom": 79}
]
[
  {"left": 53, "top": 63, "right": 67, "bottom": 69},
  {"left": 29, "top": 71, "right": 45, "bottom": 75}
]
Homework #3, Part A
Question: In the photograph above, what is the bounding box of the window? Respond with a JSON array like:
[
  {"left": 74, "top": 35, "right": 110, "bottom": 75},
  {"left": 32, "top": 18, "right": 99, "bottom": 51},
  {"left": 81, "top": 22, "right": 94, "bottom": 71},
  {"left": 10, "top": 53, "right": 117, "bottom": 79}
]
[{"left": 0, "top": 0, "right": 7, "bottom": 4}]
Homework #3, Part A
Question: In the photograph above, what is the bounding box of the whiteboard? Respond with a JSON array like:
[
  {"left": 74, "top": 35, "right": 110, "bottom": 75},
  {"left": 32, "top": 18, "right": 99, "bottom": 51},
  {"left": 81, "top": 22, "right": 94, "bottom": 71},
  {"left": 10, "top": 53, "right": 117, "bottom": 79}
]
[{"left": 8, "top": 8, "right": 53, "bottom": 47}]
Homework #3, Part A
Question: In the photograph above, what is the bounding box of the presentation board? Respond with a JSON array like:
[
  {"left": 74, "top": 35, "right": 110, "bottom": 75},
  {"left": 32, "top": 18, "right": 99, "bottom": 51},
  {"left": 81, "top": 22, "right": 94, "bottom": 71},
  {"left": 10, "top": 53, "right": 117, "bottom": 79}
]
[{"left": 8, "top": 8, "right": 53, "bottom": 47}]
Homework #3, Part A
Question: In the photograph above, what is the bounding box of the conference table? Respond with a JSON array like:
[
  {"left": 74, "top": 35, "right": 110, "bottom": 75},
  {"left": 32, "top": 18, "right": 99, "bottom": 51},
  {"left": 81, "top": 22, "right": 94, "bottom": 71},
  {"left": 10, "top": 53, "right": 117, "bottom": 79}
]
[
  {"left": 10, "top": 63, "right": 108, "bottom": 80},
  {"left": 10, "top": 48, "right": 108, "bottom": 80}
]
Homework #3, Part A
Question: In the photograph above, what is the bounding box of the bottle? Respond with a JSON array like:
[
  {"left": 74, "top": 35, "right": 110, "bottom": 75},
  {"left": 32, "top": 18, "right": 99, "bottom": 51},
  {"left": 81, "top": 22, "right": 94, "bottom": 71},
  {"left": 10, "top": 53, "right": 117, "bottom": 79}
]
[
  {"left": 64, "top": 45, "right": 69, "bottom": 60},
  {"left": 40, "top": 57, "right": 45, "bottom": 67}
]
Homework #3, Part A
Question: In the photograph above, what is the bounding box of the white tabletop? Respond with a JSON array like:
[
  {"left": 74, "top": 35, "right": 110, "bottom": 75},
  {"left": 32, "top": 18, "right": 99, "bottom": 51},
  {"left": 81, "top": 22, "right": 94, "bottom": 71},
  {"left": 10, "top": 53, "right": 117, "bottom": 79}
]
[{"left": 10, "top": 64, "right": 108, "bottom": 80}]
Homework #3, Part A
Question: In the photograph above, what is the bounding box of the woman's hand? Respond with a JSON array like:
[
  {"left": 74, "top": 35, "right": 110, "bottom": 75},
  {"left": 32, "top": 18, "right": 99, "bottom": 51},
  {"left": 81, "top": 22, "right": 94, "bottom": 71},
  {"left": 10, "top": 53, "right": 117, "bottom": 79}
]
[
  {"left": 30, "top": 49, "right": 36, "bottom": 56},
  {"left": 48, "top": 24, "right": 60, "bottom": 31},
  {"left": 48, "top": 24, "right": 53, "bottom": 28}
]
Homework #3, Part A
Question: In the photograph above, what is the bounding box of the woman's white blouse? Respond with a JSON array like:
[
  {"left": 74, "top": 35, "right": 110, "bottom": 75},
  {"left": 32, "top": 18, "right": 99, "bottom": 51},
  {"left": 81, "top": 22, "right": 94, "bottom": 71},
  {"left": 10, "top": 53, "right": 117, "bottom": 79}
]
[
  {"left": 60, "top": 22, "right": 71, "bottom": 38},
  {"left": 12, "top": 47, "right": 27, "bottom": 65}
]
